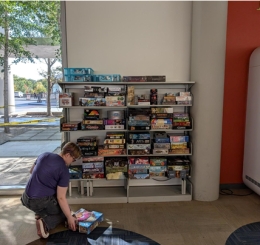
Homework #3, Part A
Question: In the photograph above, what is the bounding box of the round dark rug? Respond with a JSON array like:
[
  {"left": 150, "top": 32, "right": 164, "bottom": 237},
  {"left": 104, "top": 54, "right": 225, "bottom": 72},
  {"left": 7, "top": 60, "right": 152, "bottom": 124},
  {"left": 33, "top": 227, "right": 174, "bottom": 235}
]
[
  {"left": 226, "top": 221, "right": 260, "bottom": 245},
  {"left": 45, "top": 227, "right": 159, "bottom": 245}
]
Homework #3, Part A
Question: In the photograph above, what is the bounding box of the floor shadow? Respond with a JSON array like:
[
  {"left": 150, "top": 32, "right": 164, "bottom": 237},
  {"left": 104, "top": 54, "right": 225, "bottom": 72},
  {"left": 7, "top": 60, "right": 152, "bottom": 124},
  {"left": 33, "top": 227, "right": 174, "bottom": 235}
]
[
  {"left": 27, "top": 226, "right": 160, "bottom": 245},
  {"left": 226, "top": 222, "right": 260, "bottom": 245}
]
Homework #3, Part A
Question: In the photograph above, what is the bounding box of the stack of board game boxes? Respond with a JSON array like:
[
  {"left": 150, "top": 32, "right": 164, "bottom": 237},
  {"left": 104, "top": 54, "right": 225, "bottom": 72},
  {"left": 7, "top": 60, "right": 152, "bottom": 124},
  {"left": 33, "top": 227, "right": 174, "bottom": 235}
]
[
  {"left": 79, "top": 85, "right": 125, "bottom": 107},
  {"left": 77, "top": 136, "right": 98, "bottom": 157},
  {"left": 82, "top": 157, "right": 105, "bottom": 179},
  {"left": 98, "top": 132, "right": 126, "bottom": 156}
]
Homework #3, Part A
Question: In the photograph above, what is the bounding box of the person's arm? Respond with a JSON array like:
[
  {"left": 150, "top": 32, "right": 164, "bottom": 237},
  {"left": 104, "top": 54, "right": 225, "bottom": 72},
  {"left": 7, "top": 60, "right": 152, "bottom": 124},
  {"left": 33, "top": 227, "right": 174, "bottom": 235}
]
[{"left": 57, "top": 186, "right": 77, "bottom": 231}]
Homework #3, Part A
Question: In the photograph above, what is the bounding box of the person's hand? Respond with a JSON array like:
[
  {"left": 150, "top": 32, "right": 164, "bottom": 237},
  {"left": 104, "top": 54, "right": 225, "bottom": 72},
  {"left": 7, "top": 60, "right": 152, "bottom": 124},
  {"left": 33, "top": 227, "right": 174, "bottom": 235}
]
[{"left": 67, "top": 215, "right": 77, "bottom": 231}]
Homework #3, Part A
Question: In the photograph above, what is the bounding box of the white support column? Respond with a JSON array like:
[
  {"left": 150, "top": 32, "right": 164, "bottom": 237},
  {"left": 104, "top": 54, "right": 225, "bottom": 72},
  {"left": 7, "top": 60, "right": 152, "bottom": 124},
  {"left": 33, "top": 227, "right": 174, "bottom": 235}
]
[{"left": 190, "top": 2, "right": 228, "bottom": 201}]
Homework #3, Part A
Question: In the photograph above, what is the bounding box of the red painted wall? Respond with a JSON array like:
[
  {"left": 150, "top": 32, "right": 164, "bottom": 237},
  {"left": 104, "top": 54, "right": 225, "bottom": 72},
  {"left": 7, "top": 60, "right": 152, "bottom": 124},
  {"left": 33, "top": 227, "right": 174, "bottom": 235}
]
[{"left": 220, "top": 1, "right": 260, "bottom": 184}]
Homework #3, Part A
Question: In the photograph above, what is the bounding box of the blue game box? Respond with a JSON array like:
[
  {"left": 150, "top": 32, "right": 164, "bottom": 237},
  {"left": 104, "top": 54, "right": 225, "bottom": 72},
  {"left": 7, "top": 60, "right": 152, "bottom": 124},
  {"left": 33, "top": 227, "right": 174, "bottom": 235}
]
[{"left": 78, "top": 211, "right": 104, "bottom": 234}]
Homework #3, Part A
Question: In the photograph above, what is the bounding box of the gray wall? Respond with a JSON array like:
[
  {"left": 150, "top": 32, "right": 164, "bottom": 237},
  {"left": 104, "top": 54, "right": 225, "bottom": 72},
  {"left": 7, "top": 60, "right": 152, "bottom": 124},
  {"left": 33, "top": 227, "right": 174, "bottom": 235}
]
[{"left": 65, "top": 1, "right": 192, "bottom": 81}]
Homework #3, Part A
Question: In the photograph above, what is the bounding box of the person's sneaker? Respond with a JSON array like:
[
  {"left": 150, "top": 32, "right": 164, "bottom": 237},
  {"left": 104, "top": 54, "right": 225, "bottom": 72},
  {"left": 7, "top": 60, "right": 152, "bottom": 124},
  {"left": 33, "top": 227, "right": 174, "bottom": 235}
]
[{"left": 36, "top": 218, "right": 49, "bottom": 238}]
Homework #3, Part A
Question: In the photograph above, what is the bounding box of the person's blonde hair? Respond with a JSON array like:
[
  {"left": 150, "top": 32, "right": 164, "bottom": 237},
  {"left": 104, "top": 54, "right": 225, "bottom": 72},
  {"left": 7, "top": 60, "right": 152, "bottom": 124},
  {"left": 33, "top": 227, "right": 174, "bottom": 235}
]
[{"left": 61, "top": 142, "right": 81, "bottom": 159}]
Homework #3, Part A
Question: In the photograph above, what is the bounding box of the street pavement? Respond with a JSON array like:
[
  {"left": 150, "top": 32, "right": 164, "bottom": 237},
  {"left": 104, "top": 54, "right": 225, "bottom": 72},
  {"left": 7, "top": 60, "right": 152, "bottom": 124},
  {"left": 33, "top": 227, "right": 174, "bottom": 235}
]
[{"left": 0, "top": 96, "right": 62, "bottom": 116}]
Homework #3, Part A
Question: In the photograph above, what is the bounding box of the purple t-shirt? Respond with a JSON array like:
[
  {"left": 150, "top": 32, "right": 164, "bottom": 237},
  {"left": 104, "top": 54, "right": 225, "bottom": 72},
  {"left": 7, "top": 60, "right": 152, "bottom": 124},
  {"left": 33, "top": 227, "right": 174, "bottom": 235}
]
[{"left": 26, "top": 152, "right": 70, "bottom": 198}]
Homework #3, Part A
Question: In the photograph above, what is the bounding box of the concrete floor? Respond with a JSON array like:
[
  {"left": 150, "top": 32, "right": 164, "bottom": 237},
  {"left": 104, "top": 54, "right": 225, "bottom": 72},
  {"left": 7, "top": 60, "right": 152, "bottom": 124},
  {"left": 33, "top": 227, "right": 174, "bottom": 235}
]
[{"left": 1, "top": 188, "right": 260, "bottom": 245}]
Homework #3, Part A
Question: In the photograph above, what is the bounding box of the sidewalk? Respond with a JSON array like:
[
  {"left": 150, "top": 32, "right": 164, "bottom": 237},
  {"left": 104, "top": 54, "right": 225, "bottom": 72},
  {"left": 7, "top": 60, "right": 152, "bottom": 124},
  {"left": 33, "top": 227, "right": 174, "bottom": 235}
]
[
  {"left": 0, "top": 127, "right": 61, "bottom": 194},
  {"left": 0, "top": 116, "right": 61, "bottom": 144},
  {"left": 0, "top": 100, "right": 64, "bottom": 193}
]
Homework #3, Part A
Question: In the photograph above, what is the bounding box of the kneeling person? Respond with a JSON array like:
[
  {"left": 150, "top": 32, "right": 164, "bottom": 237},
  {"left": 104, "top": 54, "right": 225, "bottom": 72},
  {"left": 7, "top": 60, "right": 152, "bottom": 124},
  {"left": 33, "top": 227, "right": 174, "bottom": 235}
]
[{"left": 21, "top": 142, "right": 81, "bottom": 238}]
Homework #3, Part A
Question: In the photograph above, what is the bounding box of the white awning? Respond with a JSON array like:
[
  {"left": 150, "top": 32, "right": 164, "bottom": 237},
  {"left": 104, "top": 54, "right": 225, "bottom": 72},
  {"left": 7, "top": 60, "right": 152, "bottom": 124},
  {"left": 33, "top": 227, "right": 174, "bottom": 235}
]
[{"left": 0, "top": 45, "right": 60, "bottom": 58}]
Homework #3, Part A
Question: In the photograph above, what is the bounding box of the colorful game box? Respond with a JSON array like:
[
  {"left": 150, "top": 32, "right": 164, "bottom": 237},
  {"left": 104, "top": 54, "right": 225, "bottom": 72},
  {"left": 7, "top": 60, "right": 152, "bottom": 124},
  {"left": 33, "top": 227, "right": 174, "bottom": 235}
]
[
  {"left": 59, "top": 93, "right": 74, "bottom": 107},
  {"left": 73, "top": 209, "right": 104, "bottom": 234},
  {"left": 69, "top": 165, "right": 82, "bottom": 179}
]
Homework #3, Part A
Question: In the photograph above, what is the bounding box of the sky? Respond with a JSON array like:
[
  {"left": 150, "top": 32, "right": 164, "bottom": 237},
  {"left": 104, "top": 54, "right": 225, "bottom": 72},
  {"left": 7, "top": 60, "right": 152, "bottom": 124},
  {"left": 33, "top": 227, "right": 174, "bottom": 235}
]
[{"left": 10, "top": 58, "right": 62, "bottom": 80}]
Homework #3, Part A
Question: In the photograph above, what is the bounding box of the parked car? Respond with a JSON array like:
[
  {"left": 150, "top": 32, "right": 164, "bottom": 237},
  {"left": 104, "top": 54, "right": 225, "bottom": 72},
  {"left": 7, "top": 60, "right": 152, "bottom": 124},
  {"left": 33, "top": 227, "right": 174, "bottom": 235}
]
[{"left": 14, "top": 91, "right": 23, "bottom": 98}]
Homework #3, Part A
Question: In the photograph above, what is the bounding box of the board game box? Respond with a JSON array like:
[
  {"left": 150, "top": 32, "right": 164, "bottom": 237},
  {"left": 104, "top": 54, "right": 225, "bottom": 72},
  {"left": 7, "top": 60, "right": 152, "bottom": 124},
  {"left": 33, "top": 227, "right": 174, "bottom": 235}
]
[{"left": 72, "top": 209, "right": 104, "bottom": 234}]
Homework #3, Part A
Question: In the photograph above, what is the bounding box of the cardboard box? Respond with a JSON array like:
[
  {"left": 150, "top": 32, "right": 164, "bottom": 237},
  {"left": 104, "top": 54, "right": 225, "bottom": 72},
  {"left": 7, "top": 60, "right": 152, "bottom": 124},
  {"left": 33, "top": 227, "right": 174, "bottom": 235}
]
[
  {"left": 62, "top": 121, "right": 81, "bottom": 128},
  {"left": 128, "top": 149, "right": 150, "bottom": 155},
  {"left": 98, "top": 147, "right": 126, "bottom": 156},
  {"left": 81, "top": 150, "right": 98, "bottom": 156},
  {"left": 77, "top": 136, "right": 97, "bottom": 142},
  {"left": 82, "top": 156, "right": 104, "bottom": 163},
  {"left": 168, "top": 149, "right": 190, "bottom": 154},
  {"left": 128, "top": 144, "right": 151, "bottom": 150},
  {"left": 153, "top": 149, "right": 168, "bottom": 154},
  {"left": 105, "top": 125, "right": 125, "bottom": 130},
  {"left": 59, "top": 93, "right": 74, "bottom": 107},
  {"left": 79, "top": 97, "right": 106, "bottom": 106},
  {"left": 104, "top": 144, "right": 125, "bottom": 149},
  {"left": 151, "top": 113, "right": 173, "bottom": 119},
  {"left": 153, "top": 143, "right": 170, "bottom": 149},
  {"left": 103, "top": 139, "right": 125, "bottom": 144},
  {"left": 123, "top": 76, "right": 147, "bottom": 82},
  {"left": 151, "top": 107, "right": 174, "bottom": 113},
  {"left": 170, "top": 142, "right": 188, "bottom": 149},
  {"left": 151, "top": 124, "right": 172, "bottom": 129},
  {"left": 149, "top": 166, "right": 167, "bottom": 177},
  {"left": 146, "top": 76, "right": 166, "bottom": 82},
  {"left": 150, "top": 157, "right": 167, "bottom": 166},
  {"left": 128, "top": 139, "right": 150, "bottom": 144},
  {"left": 83, "top": 109, "right": 100, "bottom": 119},
  {"left": 69, "top": 165, "right": 82, "bottom": 179},
  {"left": 168, "top": 135, "right": 189, "bottom": 143},
  {"left": 82, "top": 120, "right": 103, "bottom": 125},
  {"left": 105, "top": 96, "right": 125, "bottom": 106},
  {"left": 128, "top": 126, "right": 151, "bottom": 130},
  {"left": 77, "top": 211, "right": 104, "bottom": 234},
  {"left": 103, "top": 119, "right": 126, "bottom": 125},
  {"left": 82, "top": 172, "right": 105, "bottom": 179},
  {"left": 80, "top": 146, "right": 98, "bottom": 152},
  {"left": 106, "top": 132, "right": 125, "bottom": 139},
  {"left": 61, "top": 127, "right": 78, "bottom": 131},
  {"left": 81, "top": 124, "right": 104, "bottom": 130},
  {"left": 105, "top": 158, "right": 128, "bottom": 173},
  {"left": 77, "top": 141, "right": 97, "bottom": 147}
]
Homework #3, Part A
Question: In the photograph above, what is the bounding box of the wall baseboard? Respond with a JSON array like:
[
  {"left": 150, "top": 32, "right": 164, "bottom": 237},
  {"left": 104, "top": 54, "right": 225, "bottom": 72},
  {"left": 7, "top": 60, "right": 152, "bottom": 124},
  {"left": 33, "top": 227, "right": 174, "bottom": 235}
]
[{"left": 220, "top": 183, "right": 247, "bottom": 190}]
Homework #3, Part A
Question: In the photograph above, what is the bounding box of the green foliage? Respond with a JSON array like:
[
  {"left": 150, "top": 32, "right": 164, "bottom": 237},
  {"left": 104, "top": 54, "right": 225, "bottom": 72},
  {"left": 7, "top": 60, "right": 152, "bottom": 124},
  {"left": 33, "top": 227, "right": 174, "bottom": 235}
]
[
  {"left": 13, "top": 75, "right": 35, "bottom": 93},
  {"left": 14, "top": 74, "right": 47, "bottom": 94},
  {"left": 1, "top": 0, "right": 61, "bottom": 125},
  {"left": 34, "top": 81, "right": 46, "bottom": 94},
  {"left": 37, "top": 78, "right": 47, "bottom": 90},
  {"left": 0, "top": 0, "right": 61, "bottom": 67}
]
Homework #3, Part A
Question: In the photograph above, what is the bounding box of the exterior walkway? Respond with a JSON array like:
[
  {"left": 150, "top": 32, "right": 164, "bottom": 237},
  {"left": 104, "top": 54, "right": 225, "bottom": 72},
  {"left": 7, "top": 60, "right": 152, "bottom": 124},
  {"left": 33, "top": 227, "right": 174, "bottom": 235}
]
[{"left": 0, "top": 127, "right": 61, "bottom": 193}]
